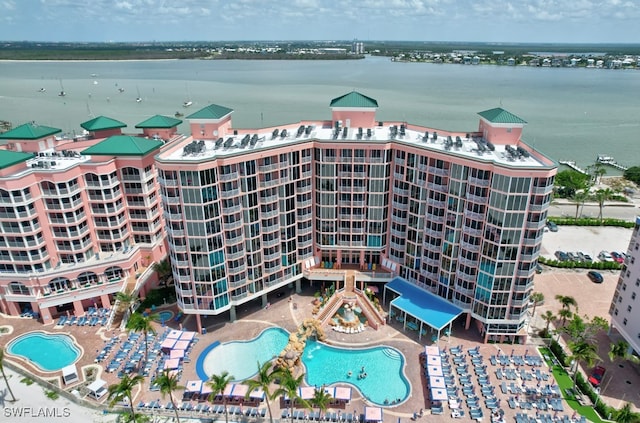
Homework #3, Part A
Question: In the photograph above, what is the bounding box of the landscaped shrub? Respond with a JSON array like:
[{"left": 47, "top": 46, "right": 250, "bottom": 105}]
[
  {"left": 538, "top": 256, "right": 622, "bottom": 271},
  {"left": 547, "top": 217, "right": 634, "bottom": 228},
  {"left": 549, "top": 339, "right": 569, "bottom": 366}
]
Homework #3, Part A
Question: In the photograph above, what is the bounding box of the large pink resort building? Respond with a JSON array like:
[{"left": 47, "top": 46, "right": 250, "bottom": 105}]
[{"left": 0, "top": 92, "right": 556, "bottom": 343}]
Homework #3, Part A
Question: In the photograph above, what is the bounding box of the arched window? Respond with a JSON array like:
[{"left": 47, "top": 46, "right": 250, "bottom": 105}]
[
  {"left": 77, "top": 271, "right": 98, "bottom": 286},
  {"left": 105, "top": 266, "right": 124, "bottom": 281},
  {"left": 49, "top": 277, "right": 70, "bottom": 292},
  {"left": 8, "top": 281, "right": 30, "bottom": 295}
]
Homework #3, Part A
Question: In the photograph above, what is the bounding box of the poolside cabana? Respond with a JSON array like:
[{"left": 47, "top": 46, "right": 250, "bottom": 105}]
[
  {"left": 364, "top": 406, "right": 383, "bottom": 423},
  {"left": 223, "top": 383, "right": 235, "bottom": 398},
  {"left": 87, "top": 379, "right": 108, "bottom": 400},
  {"left": 299, "top": 386, "right": 316, "bottom": 400},
  {"left": 173, "top": 340, "right": 190, "bottom": 350},
  {"left": 167, "top": 329, "right": 183, "bottom": 339},
  {"left": 61, "top": 364, "right": 79, "bottom": 385},
  {"left": 334, "top": 386, "right": 352, "bottom": 403},
  {"left": 426, "top": 354, "right": 442, "bottom": 366},
  {"left": 429, "top": 376, "right": 446, "bottom": 389},
  {"left": 180, "top": 331, "right": 196, "bottom": 341},
  {"left": 424, "top": 346, "right": 440, "bottom": 356},
  {"left": 249, "top": 387, "right": 265, "bottom": 401},
  {"left": 164, "top": 358, "right": 180, "bottom": 370},
  {"left": 170, "top": 349, "right": 185, "bottom": 359},
  {"left": 383, "top": 277, "right": 463, "bottom": 341},
  {"left": 200, "top": 383, "right": 213, "bottom": 401},
  {"left": 184, "top": 380, "right": 203, "bottom": 400},
  {"left": 231, "top": 384, "right": 249, "bottom": 399},
  {"left": 426, "top": 365, "right": 443, "bottom": 377},
  {"left": 161, "top": 338, "right": 177, "bottom": 351},
  {"left": 430, "top": 387, "right": 448, "bottom": 402}
]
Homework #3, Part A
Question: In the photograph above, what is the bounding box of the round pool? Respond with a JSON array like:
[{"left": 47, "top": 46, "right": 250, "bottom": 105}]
[
  {"left": 197, "top": 327, "right": 410, "bottom": 406},
  {"left": 153, "top": 310, "right": 174, "bottom": 322},
  {"left": 7, "top": 332, "right": 81, "bottom": 372}
]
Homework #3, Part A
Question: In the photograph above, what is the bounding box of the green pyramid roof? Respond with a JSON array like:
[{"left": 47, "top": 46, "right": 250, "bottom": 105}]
[
  {"left": 81, "top": 135, "right": 163, "bottom": 157},
  {"left": 0, "top": 150, "right": 35, "bottom": 170},
  {"left": 135, "top": 115, "right": 183, "bottom": 129},
  {"left": 0, "top": 122, "right": 61, "bottom": 140},
  {"left": 80, "top": 116, "right": 127, "bottom": 132},
  {"left": 186, "top": 104, "right": 233, "bottom": 120},
  {"left": 478, "top": 108, "right": 527, "bottom": 125},
  {"left": 330, "top": 91, "right": 378, "bottom": 108}
]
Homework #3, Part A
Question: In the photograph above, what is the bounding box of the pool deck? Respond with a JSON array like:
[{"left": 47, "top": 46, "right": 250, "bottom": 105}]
[{"left": 1, "top": 272, "right": 639, "bottom": 422}]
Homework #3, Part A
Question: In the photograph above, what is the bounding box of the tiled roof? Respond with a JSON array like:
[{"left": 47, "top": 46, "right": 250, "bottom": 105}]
[
  {"left": 0, "top": 122, "right": 61, "bottom": 140},
  {"left": 80, "top": 116, "right": 127, "bottom": 132},
  {"left": 330, "top": 91, "right": 378, "bottom": 108},
  {"left": 0, "top": 150, "right": 35, "bottom": 170},
  {"left": 81, "top": 135, "right": 163, "bottom": 157},
  {"left": 478, "top": 108, "right": 527, "bottom": 124},
  {"left": 135, "top": 115, "right": 182, "bottom": 129},
  {"left": 186, "top": 104, "right": 233, "bottom": 120}
]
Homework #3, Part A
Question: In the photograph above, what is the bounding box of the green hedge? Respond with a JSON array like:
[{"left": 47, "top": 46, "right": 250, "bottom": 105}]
[
  {"left": 136, "top": 286, "right": 177, "bottom": 312},
  {"left": 549, "top": 339, "right": 570, "bottom": 366},
  {"left": 539, "top": 256, "right": 623, "bottom": 270},
  {"left": 548, "top": 217, "right": 635, "bottom": 228}
]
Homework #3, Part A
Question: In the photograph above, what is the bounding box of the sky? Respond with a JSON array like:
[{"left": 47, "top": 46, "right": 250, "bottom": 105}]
[{"left": 0, "top": 0, "right": 638, "bottom": 44}]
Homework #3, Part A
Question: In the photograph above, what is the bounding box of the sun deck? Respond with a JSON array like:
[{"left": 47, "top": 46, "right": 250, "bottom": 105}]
[{"left": 162, "top": 122, "right": 546, "bottom": 168}]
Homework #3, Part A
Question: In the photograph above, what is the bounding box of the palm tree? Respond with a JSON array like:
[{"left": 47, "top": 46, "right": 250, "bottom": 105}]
[
  {"left": 609, "top": 340, "right": 640, "bottom": 365},
  {"left": 568, "top": 341, "right": 599, "bottom": 382},
  {"left": 207, "top": 371, "right": 234, "bottom": 423},
  {"left": 594, "top": 188, "right": 613, "bottom": 222},
  {"left": 155, "top": 369, "right": 184, "bottom": 423},
  {"left": 0, "top": 347, "right": 16, "bottom": 402},
  {"left": 615, "top": 403, "right": 638, "bottom": 423},
  {"left": 274, "top": 368, "right": 307, "bottom": 423},
  {"left": 107, "top": 373, "right": 144, "bottom": 422},
  {"left": 243, "top": 361, "right": 282, "bottom": 423},
  {"left": 116, "top": 289, "right": 137, "bottom": 313},
  {"left": 541, "top": 310, "right": 555, "bottom": 333},
  {"left": 570, "top": 190, "right": 590, "bottom": 219},
  {"left": 153, "top": 259, "right": 173, "bottom": 286},
  {"left": 126, "top": 313, "right": 156, "bottom": 367},
  {"left": 529, "top": 292, "right": 544, "bottom": 317},
  {"left": 558, "top": 308, "right": 573, "bottom": 326},
  {"left": 555, "top": 295, "right": 577, "bottom": 311},
  {"left": 310, "top": 387, "right": 333, "bottom": 421}
]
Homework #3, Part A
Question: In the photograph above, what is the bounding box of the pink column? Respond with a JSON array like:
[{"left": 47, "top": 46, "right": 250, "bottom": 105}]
[
  {"left": 73, "top": 300, "right": 85, "bottom": 317},
  {"left": 195, "top": 314, "right": 202, "bottom": 335},
  {"left": 5, "top": 300, "right": 20, "bottom": 316},
  {"left": 100, "top": 294, "right": 111, "bottom": 310},
  {"left": 39, "top": 306, "right": 53, "bottom": 324}
]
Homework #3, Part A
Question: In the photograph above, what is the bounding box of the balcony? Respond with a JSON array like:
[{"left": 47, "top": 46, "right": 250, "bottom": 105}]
[
  {"left": 532, "top": 184, "right": 553, "bottom": 195},
  {"left": 259, "top": 179, "right": 281, "bottom": 189},
  {"left": 263, "top": 224, "right": 279, "bottom": 233},
  {"left": 392, "top": 201, "right": 409, "bottom": 211},
  {"left": 260, "top": 194, "right": 278, "bottom": 204},
  {"left": 224, "top": 220, "right": 243, "bottom": 230},
  {"left": 298, "top": 199, "right": 312, "bottom": 208},
  {"left": 427, "top": 198, "right": 446, "bottom": 208},
  {"left": 220, "top": 188, "right": 241, "bottom": 199},
  {"left": 263, "top": 237, "right": 279, "bottom": 247},
  {"left": 226, "top": 235, "right": 244, "bottom": 246},
  {"left": 428, "top": 166, "right": 449, "bottom": 176},
  {"left": 468, "top": 176, "right": 490, "bottom": 187},
  {"left": 226, "top": 250, "right": 244, "bottom": 261},
  {"left": 427, "top": 182, "right": 447, "bottom": 193},
  {"left": 168, "top": 228, "right": 185, "bottom": 237},
  {"left": 222, "top": 204, "right": 242, "bottom": 214},
  {"left": 227, "top": 264, "right": 247, "bottom": 275},
  {"left": 219, "top": 172, "right": 239, "bottom": 182},
  {"left": 163, "top": 195, "right": 181, "bottom": 204},
  {"left": 158, "top": 176, "right": 179, "bottom": 187},
  {"left": 261, "top": 209, "right": 279, "bottom": 219},
  {"left": 464, "top": 209, "right": 484, "bottom": 221},
  {"left": 460, "top": 241, "right": 480, "bottom": 252},
  {"left": 258, "top": 164, "right": 279, "bottom": 172},
  {"left": 164, "top": 212, "right": 183, "bottom": 221},
  {"left": 522, "top": 234, "right": 543, "bottom": 246},
  {"left": 174, "top": 244, "right": 187, "bottom": 252}
]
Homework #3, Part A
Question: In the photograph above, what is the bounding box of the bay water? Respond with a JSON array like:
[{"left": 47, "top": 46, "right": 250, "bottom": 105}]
[{"left": 0, "top": 56, "right": 638, "bottom": 170}]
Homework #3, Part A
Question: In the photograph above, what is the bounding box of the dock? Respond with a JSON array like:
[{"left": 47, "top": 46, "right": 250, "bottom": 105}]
[
  {"left": 558, "top": 160, "right": 589, "bottom": 175},
  {"left": 596, "top": 155, "right": 628, "bottom": 171}
]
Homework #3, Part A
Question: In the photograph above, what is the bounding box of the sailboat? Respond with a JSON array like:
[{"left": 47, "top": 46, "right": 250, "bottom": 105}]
[
  {"left": 136, "top": 86, "right": 142, "bottom": 103},
  {"left": 58, "top": 79, "right": 66, "bottom": 97},
  {"left": 182, "top": 83, "right": 193, "bottom": 107}
]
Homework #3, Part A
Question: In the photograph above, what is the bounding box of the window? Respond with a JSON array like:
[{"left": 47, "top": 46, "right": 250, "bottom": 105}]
[
  {"left": 614, "top": 309, "right": 618, "bottom": 316},
  {"left": 628, "top": 305, "right": 632, "bottom": 313},
  {"left": 633, "top": 292, "right": 637, "bottom": 300},
  {"left": 623, "top": 283, "right": 627, "bottom": 291},
  {"left": 623, "top": 318, "right": 628, "bottom": 325}
]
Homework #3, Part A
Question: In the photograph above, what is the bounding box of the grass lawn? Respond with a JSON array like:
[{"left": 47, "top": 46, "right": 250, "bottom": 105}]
[{"left": 539, "top": 347, "right": 605, "bottom": 423}]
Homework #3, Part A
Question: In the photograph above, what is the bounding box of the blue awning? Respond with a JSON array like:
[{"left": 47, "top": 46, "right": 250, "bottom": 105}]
[{"left": 385, "top": 277, "right": 463, "bottom": 331}]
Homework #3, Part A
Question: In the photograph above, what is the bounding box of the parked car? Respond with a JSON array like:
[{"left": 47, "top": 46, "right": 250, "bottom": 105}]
[
  {"left": 546, "top": 221, "right": 558, "bottom": 232},
  {"left": 555, "top": 250, "right": 569, "bottom": 261},
  {"left": 588, "top": 365, "right": 606, "bottom": 387},
  {"left": 610, "top": 251, "right": 625, "bottom": 264},
  {"left": 587, "top": 271, "right": 604, "bottom": 284},
  {"left": 535, "top": 263, "right": 543, "bottom": 274},
  {"left": 567, "top": 252, "right": 578, "bottom": 262},
  {"left": 598, "top": 251, "right": 614, "bottom": 262},
  {"left": 579, "top": 252, "right": 593, "bottom": 262}
]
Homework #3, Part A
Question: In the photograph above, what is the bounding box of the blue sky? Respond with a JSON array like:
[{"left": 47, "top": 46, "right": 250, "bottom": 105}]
[{"left": 0, "top": 0, "right": 638, "bottom": 43}]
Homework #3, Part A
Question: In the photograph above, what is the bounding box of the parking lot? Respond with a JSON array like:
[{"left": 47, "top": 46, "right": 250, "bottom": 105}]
[{"left": 540, "top": 225, "right": 633, "bottom": 262}]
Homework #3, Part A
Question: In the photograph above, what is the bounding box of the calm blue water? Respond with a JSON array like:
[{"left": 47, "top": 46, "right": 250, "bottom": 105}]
[
  {"left": 7, "top": 332, "right": 80, "bottom": 371},
  {"left": 155, "top": 310, "right": 174, "bottom": 321},
  {"left": 198, "top": 327, "right": 410, "bottom": 406},
  {"left": 199, "top": 327, "right": 290, "bottom": 381},
  {"left": 0, "top": 57, "right": 638, "bottom": 170}
]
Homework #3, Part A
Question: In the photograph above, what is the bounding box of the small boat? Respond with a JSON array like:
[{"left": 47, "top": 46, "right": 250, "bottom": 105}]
[
  {"left": 58, "top": 79, "right": 66, "bottom": 97},
  {"left": 118, "top": 88, "right": 125, "bottom": 93},
  {"left": 174, "top": 111, "right": 184, "bottom": 118},
  {"left": 596, "top": 155, "right": 616, "bottom": 165},
  {"left": 136, "top": 97, "right": 142, "bottom": 103},
  {"left": 38, "top": 88, "right": 46, "bottom": 93},
  {"left": 183, "top": 100, "right": 193, "bottom": 108}
]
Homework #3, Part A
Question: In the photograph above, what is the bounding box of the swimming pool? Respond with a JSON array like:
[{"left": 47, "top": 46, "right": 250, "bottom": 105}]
[
  {"left": 197, "top": 327, "right": 410, "bottom": 406},
  {"left": 7, "top": 332, "right": 81, "bottom": 372},
  {"left": 153, "top": 310, "right": 174, "bottom": 322},
  {"left": 197, "top": 327, "right": 290, "bottom": 382}
]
